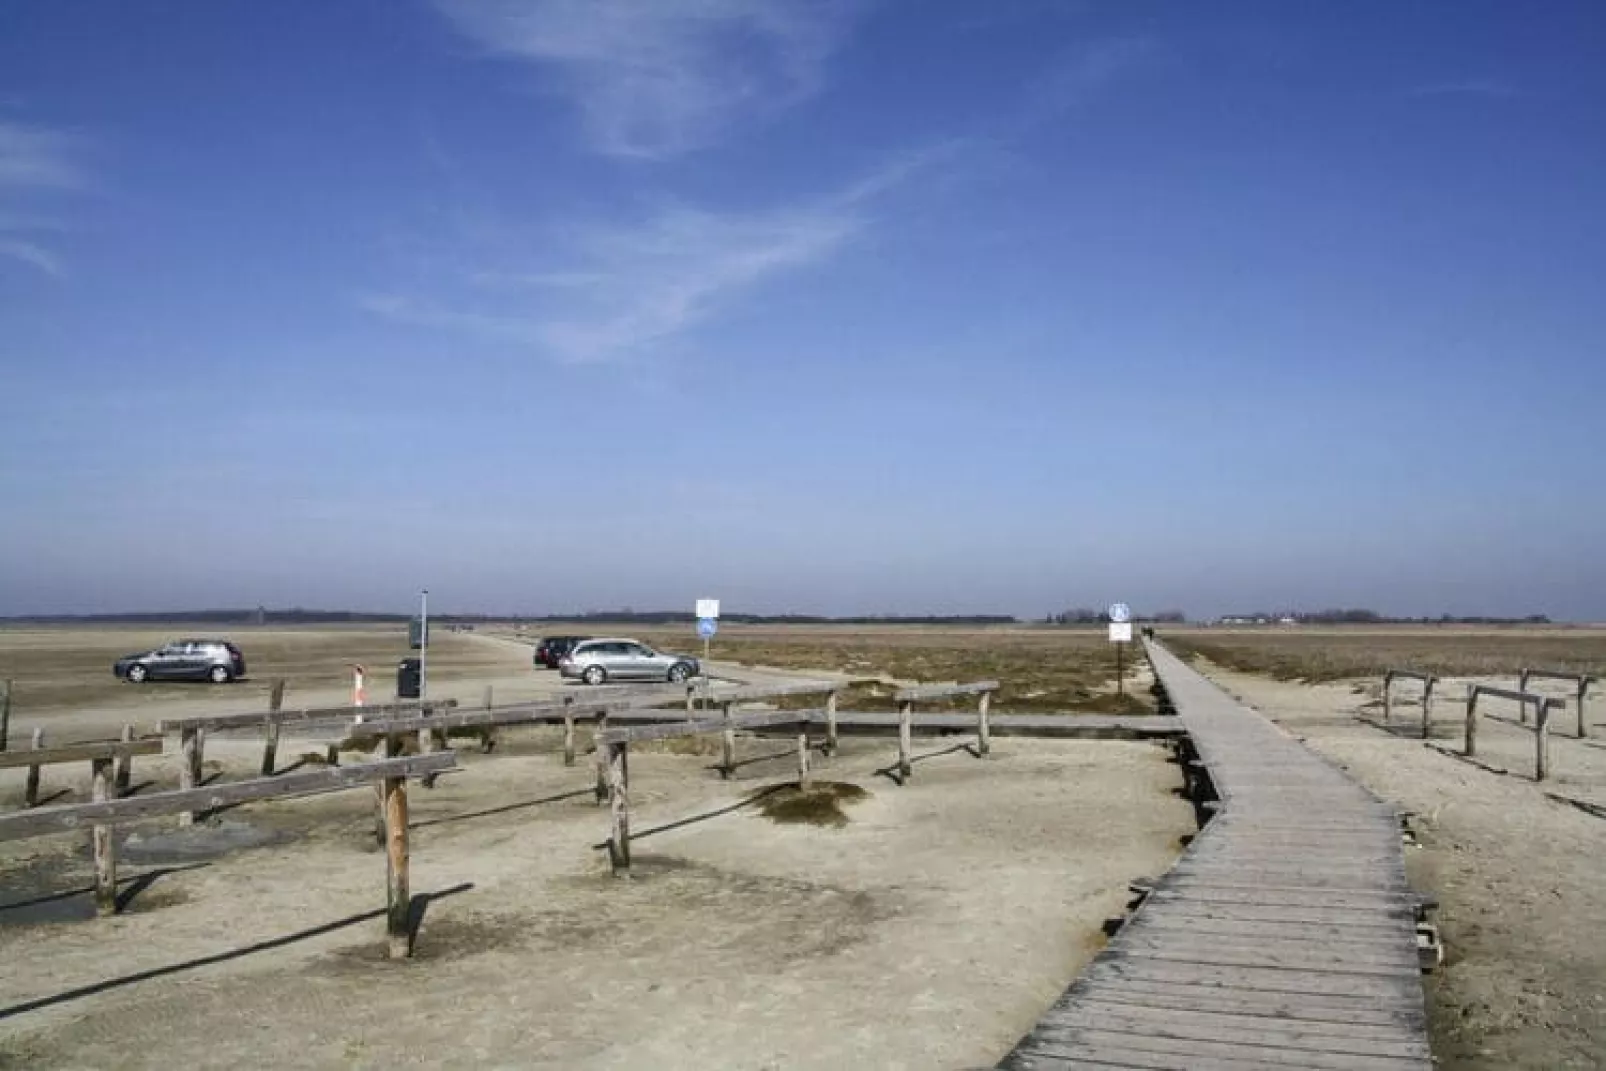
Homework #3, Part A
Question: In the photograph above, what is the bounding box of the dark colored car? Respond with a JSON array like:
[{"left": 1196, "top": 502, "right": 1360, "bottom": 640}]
[
  {"left": 114, "top": 639, "right": 247, "bottom": 684},
  {"left": 534, "top": 635, "right": 590, "bottom": 669}
]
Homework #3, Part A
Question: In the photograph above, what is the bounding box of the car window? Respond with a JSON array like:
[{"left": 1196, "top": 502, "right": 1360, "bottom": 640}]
[{"left": 630, "top": 644, "right": 654, "bottom": 657}]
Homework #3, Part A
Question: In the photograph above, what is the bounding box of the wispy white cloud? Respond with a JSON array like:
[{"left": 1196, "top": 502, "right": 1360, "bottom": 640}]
[
  {"left": 431, "top": 0, "right": 861, "bottom": 158},
  {"left": 363, "top": 149, "right": 937, "bottom": 364},
  {"left": 0, "top": 237, "right": 65, "bottom": 278},
  {"left": 0, "top": 120, "right": 85, "bottom": 279}
]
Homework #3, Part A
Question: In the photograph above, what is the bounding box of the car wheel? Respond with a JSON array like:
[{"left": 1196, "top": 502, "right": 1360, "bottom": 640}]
[
  {"left": 583, "top": 665, "right": 607, "bottom": 686},
  {"left": 667, "top": 663, "right": 690, "bottom": 684},
  {"left": 208, "top": 665, "right": 233, "bottom": 684},
  {"left": 126, "top": 664, "right": 149, "bottom": 683}
]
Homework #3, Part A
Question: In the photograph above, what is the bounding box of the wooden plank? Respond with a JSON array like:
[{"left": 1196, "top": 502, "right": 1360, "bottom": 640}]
[
  {"left": 1093, "top": 952, "right": 1423, "bottom": 1000},
  {"left": 595, "top": 708, "right": 810, "bottom": 746},
  {"left": 1139, "top": 902, "right": 1418, "bottom": 930},
  {"left": 0, "top": 752, "right": 458, "bottom": 840},
  {"left": 91, "top": 757, "right": 116, "bottom": 916},
  {"left": 1038, "top": 1001, "right": 1431, "bottom": 1058},
  {"left": 893, "top": 679, "right": 999, "bottom": 702},
  {"left": 1131, "top": 916, "right": 1416, "bottom": 949},
  {"left": 1147, "top": 885, "right": 1422, "bottom": 912},
  {"left": 351, "top": 698, "right": 611, "bottom": 737},
  {"left": 158, "top": 698, "right": 458, "bottom": 733},
  {"left": 1063, "top": 978, "right": 1426, "bottom": 1028},
  {"left": 0, "top": 736, "right": 164, "bottom": 770},
  {"left": 1013, "top": 1024, "right": 1430, "bottom": 1069},
  {"left": 1110, "top": 935, "right": 1421, "bottom": 974}
]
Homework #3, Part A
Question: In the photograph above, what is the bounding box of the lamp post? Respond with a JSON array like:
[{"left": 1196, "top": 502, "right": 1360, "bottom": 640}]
[{"left": 419, "top": 589, "right": 429, "bottom": 701}]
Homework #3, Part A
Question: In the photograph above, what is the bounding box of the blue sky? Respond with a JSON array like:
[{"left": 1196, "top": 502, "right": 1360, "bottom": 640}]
[{"left": 2, "top": 1, "right": 1603, "bottom": 620}]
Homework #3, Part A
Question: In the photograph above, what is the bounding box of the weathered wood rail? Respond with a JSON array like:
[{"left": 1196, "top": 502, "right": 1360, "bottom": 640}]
[
  {"left": 1519, "top": 667, "right": 1597, "bottom": 739},
  {"left": 1001, "top": 640, "right": 1433, "bottom": 1070},
  {"left": 892, "top": 680, "right": 998, "bottom": 781},
  {"left": 1382, "top": 669, "right": 1439, "bottom": 738},
  {"left": 1459, "top": 684, "right": 1562, "bottom": 782},
  {"left": 0, "top": 732, "right": 162, "bottom": 807},
  {"left": 0, "top": 752, "right": 455, "bottom": 957}
]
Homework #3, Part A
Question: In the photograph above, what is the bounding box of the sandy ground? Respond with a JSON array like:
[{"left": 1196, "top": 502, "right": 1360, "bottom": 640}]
[
  {"left": 0, "top": 724, "right": 1190, "bottom": 1069},
  {"left": 1198, "top": 662, "right": 1606, "bottom": 1071}
]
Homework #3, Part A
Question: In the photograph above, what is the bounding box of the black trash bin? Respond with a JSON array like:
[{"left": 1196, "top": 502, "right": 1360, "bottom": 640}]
[{"left": 397, "top": 657, "right": 422, "bottom": 699}]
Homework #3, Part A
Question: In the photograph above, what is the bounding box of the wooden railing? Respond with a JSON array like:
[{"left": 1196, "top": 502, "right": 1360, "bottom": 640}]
[
  {"left": 1464, "top": 684, "right": 1563, "bottom": 782},
  {"left": 0, "top": 731, "right": 162, "bottom": 806},
  {"left": 892, "top": 680, "right": 999, "bottom": 780},
  {"left": 1519, "top": 668, "right": 1598, "bottom": 739},
  {"left": 0, "top": 752, "right": 455, "bottom": 958},
  {"left": 1381, "top": 670, "right": 1439, "bottom": 738}
]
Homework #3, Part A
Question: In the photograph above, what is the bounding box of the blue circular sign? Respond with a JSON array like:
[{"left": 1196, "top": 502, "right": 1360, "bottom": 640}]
[
  {"left": 1108, "top": 603, "right": 1132, "bottom": 624},
  {"left": 697, "top": 617, "right": 718, "bottom": 639}
]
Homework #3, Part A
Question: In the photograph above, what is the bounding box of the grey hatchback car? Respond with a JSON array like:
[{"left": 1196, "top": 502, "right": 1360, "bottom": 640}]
[
  {"left": 114, "top": 639, "right": 247, "bottom": 683},
  {"left": 558, "top": 638, "right": 701, "bottom": 686}
]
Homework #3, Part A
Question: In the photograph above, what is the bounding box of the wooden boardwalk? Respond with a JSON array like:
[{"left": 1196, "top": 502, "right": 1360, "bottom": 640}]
[{"left": 999, "top": 640, "right": 1432, "bottom": 1070}]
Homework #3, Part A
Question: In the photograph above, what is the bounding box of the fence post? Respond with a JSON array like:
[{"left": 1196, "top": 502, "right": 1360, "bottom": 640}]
[
  {"left": 1579, "top": 679, "right": 1590, "bottom": 740},
  {"left": 897, "top": 700, "right": 913, "bottom": 782},
  {"left": 261, "top": 678, "right": 286, "bottom": 776},
  {"left": 685, "top": 684, "right": 696, "bottom": 717},
  {"left": 91, "top": 757, "right": 117, "bottom": 916},
  {"left": 115, "top": 724, "right": 135, "bottom": 794},
  {"left": 562, "top": 696, "right": 576, "bottom": 767},
  {"left": 480, "top": 686, "right": 497, "bottom": 753},
  {"left": 178, "top": 727, "right": 200, "bottom": 825},
  {"left": 1382, "top": 672, "right": 1392, "bottom": 724},
  {"left": 593, "top": 711, "right": 610, "bottom": 804},
  {"left": 0, "top": 678, "right": 11, "bottom": 751},
  {"left": 797, "top": 729, "right": 811, "bottom": 787},
  {"left": 1464, "top": 688, "right": 1480, "bottom": 757},
  {"left": 1535, "top": 699, "right": 1552, "bottom": 783},
  {"left": 824, "top": 689, "right": 839, "bottom": 756},
  {"left": 607, "top": 741, "right": 630, "bottom": 875},
  {"left": 720, "top": 702, "right": 735, "bottom": 780},
  {"left": 977, "top": 690, "right": 992, "bottom": 757},
  {"left": 24, "top": 727, "right": 44, "bottom": 806},
  {"left": 1420, "top": 680, "right": 1434, "bottom": 741},
  {"left": 383, "top": 770, "right": 412, "bottom": 959}
]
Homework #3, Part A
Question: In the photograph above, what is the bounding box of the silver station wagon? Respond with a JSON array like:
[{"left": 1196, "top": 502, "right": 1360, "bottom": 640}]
[{"left": 558, "top": 638, "right": 701, "bottom": 686}]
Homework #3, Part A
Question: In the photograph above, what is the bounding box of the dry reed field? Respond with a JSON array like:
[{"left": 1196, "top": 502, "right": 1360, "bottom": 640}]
[
  {"left": 530, "top": 623, "right": 1152, "bottom": 713},
  {"left": 1166, "top": 626, "right": 1606, "bottom": 682}
]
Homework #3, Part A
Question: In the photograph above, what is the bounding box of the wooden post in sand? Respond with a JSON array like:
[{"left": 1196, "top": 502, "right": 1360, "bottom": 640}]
[
  {"left": 797, "top": 730, "right": 811, "bottom": 787},
  {"left": 1381, "top": 672, "right": 1393, "bottom": 724},
  {"left": 593, "top": 711, "right": 610, "bottom": 804},
  {"left": 1464, "top": 689, "right": 1478, "bottom": 758},
  {"left": 0, "top": 678, "right": 12, "bottom": 752},
  {"left": 977, "top": 690, "right": 992, "bottom": 757},
  {"left": 562, "top": 696, "right": 577, "bottom": 767},
  {"left": 115, "top": 724, "right": 135, "bottom": 794},
  {"left": 607, "top": 741, "right": 630, "bottom": 875},
  {"left": 824, "top": 689, "right": 839, "bottom": 756},
  {"left": 480, "top": 686, "right": 497, "bottom": 753},
  {"left": 177, "top": 727, "right": 202, "bottom": 825},
  {"left": 897, "top": 700, "right": 913, "bottom": 782},
  {"left": 1535, "top": 699, "right": 1552, "bottom": 783},
  {"left": 720, "top": 702, "right": 736, "bottom": 780},
  {"left": 382, "top": 768, "right": 412, "bottom": 959},
  {"left": 1420, "top": 679, "right": 1435, "bottom": 741},
  {"left": 261, "top": 679, "right": 286, "bottom": 776},
  {"left": 91, "top": 757, "right": 117, "bottom": 916},
  {"left": 24, "top": 727, "right": 43, "bottom": 807}
]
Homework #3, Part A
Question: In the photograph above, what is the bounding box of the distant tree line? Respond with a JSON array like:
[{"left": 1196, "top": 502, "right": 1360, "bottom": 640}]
[
  {"left": 1217, "top": 609, "right": 1552, "bottom": 625},
  {"left": 1045, "top": 608, "right": 1188, "bottom": 625},
  {"left": 0, "top": 608, "right": 1020, "bottom": 627}
]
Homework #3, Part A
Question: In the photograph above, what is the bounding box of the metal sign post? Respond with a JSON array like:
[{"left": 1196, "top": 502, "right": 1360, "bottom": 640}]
[
  {"left": 695, "top": 599, "right": 720, "bottom": 704},
  {"left": 419, "top": 589, "right": 429, "bottom": 702},
  {"left": 1108, "top": 603, "right": 1132, "bottom": 698}
]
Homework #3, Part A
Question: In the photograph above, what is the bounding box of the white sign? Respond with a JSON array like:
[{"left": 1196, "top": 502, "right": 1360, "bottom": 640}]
[
  {"left": 1108, "top": 602, "right": 1132, "bottom": 624},
  {"left": 1109, "top": 622, "right": 1133, "bottom": 643},
  {"left": 695, "top": 598, "right": 720, "bottom": 619}
]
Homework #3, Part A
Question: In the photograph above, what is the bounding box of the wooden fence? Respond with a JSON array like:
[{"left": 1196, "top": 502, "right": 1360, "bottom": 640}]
[
  {"left": 892, "top": 680, "right": 999, "bottom": 781},
  {"left": 1464, "top": 684, "right": 1563, "bottom": 782},
  {"left": 1381, "top": 669, "right": 1439, "bottom": 738},
  {"left": 1519, "top": 668, "right": 1597, "bottom": 739},
  {"left": 0, "top": 731, "right": 162, "bottom": 807},
  {"left": 0, "top": 752, "right": 456, "bottom": 957}
]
